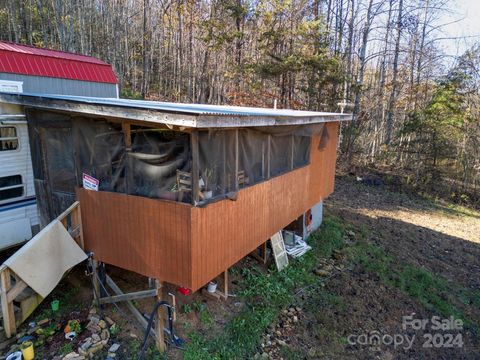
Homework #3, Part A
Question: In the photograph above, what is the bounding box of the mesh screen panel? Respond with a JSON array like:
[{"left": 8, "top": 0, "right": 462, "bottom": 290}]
[
  {"left": 127, "top": 128, "right": 190, "bottom": 201},
  {"left": 74, "top": 118, "right": 125, "bottom": 193},
  {"left": 270, "top": 134, "right": 291, "bottom": 177},
  {"left": 238, "top": 129, "right": 268, "bottom": 187},
  {"left": 198, "top": 130, "right": 236, "bottom": 200},
  {"left": 29, "top": 109, "right": 323, "bottom": 208}
]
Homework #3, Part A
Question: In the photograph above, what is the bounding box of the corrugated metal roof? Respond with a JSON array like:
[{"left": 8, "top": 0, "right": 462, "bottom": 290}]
[
  {"left": 16, "top": 93, "right": 347, "bottom": 117},
  {"left": 0, "top": 92, "right": 352, "bottom": 128},
  {"left": 0, "top": 41, "right": 118, "bottom": 84}
]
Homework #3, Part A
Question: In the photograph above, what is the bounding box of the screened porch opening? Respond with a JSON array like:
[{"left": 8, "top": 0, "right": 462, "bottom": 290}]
[{"left": 29, "top": 110, "right": 324, "bottom": 216}]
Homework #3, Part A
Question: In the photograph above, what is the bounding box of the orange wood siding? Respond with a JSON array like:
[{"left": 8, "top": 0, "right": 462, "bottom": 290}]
[
  {"left": 77, "top": 122, "right": 339, "bottom": 291},
  {"left": 190, "top": 122, "right": 339, "bottom": 290},
  {"left": 76, "top": 190, "right": 193, "bottom": 287}
]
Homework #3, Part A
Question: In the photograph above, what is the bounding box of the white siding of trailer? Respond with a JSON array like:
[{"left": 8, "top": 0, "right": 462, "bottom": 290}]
[
  {"left": 0, "top": 124, "right": 36, "bottom": 197},
  {"left": 0, "top": 103, "right": 39, "bottom": 245}
]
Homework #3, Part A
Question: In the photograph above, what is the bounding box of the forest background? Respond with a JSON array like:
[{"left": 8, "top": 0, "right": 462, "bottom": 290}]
[{"left": 2, "top": 0, "right": 479, "bottom": 207}]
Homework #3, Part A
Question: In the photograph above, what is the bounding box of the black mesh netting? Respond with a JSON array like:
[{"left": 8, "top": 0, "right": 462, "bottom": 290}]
[
  {"left": 196, "top": 126, "right": 319, "bottom": 201},
  {"left": 198, "top": 130, "right": 236, "bottom": 199},
  {"left": 74, "top": 118, "right": 126, "bottom": 193},
  {"left": 127, "top": 128, "right": 190, "bottom": 200},
  {"left": 29, "top": 110, "right": 323, "bottom": 207},
  {"left": 74, "top": 120, "right": 191, "bottom": 202}
]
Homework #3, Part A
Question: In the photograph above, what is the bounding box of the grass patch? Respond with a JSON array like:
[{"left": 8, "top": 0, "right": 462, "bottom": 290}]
[
  {"left": 199, "top": 307, "right": 214, "bottom": 326},
  {"left": 183, "top": 216, "right": 345, "bottom": 359},
  {"left": 280, "top": 345, "right": 305, "bottom": 359},
  {"left": 397, "top": 266, "right": 453, "bottom": 315},
  {"left": 184, "top": 215, "right": 478, "bottom": 359},
  {"left": 58, "top": 342, "right": 73, "bottom": 356},
  {"left": 346, "top": 236, "right": 475, "bottom": 326}
]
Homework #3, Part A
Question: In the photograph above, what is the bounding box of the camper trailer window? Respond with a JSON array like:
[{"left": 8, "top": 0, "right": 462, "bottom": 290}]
[
  {"left": 0, "top": 175, "right": 24, "bottom": 201},
  {"left": 0, "top": 127, "right": 19, "bottom": 151}
]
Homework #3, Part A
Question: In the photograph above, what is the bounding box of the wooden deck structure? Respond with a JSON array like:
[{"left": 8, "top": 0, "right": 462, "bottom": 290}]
[
  {"left": 0, "top": 92, "right": 351, "bottom": 351},
  {"left": 0, "top": 92, "right": 349, "bottom": 293},
  {"left": 77, "top": 123, "right": 338, "bottom": 291}
]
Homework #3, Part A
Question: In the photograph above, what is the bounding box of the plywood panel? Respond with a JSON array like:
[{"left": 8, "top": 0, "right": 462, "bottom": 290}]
[
  {"left": 76, "top": 190, "right": 192, "bottom": 287},
  {"left": 190, "top": 122, "right": 339, "bottom": 290}
]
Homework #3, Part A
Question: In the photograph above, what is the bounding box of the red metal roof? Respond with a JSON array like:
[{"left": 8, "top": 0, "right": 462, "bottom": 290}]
[{"left": 0, "top": 41, "right": 118, "bottom": 84}]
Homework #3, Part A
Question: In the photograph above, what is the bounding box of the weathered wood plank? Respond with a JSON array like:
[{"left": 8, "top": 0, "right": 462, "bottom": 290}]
[
  {"left": 105, "top": 275, "right": 149, "bottom": 331},
  {"left": 155, "top": 280, "right": 166, "bottom": 352},
  {"left": 98, "top": 289, "right": 157, "bottom": 305},
  {"left": 6, "top": 280, "right": 27, "bottom": 303},
  {"left": 191, "top": 130, "right": 200, "bottom": 204},
  {"left": 0, "top": 269, "right": 16, "bottom": 337}
]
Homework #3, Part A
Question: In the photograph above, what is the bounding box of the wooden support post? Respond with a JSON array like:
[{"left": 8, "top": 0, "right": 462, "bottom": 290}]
[
  {"left": 191, "top": 130, "right": 200, "bottom": 205},
  {"left": 155, "top": 280, "right": 166, "bottom": 353},
  {"left": 0, "top": 267, "right": 16, "bottom": 338},
  {"left": 122, "top": 123, "right": 132, "bottom": 194},
  {"left": 222, "top": 269, "right": 229, "bottom": 298},
  {"left": 267, "top": 134, "right": 271, "bottom": 178},
  {"left": 261, "top": 141, "right": 266, "bottom": 179},
  {"left": 250, "top": 241, "right": 268, "bottom": 265},
  {"left": 260, "top": 242, "right": 268, "bottom": 264},
  {"left": 290, "top": 134, "right": 294, "bottom": 170},
  {"left": 71, "top": 204, "right": 84, "bottom": 249},
  {"left": 91, "top": 260, "right": 101, "bottom": 305},
  {"left": 122, "top": 123, "right": 132, "bottom": 149},
  {"left": 222, "top": 132, "right": 227, "bottom": 190},
  {"left": 234, "top": 130, "right": 239, "bottom": 191}
]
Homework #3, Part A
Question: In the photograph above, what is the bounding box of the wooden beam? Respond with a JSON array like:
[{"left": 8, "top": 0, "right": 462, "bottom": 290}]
[
  {"left": 3, "top": 93, "right": 199, "bottom": 127},
  {"left": 261, "top": 140, "right": 266, "bottom": 179},
  {"left": 290, "top": 135, "right": 294, "bottom": 170},
  {"left": 191, "top": 130, "right": 200, "bottom": 205},
  {"left": 71, "top": 202, "right": 82, "bottom": 243},
  {"left": 57, "top": 201, "right": 80, "bottom": 223},
  {"left": 222, "top": 132, "right": 227, "bottom": 190},
  {"left": 222, "top": 269, "right": 229, "bottom": 298},
  {"left": 261, "top": 242, "right": 268, "bottom": 263},
  {"left": 105, "top": 275, "right": 150, "bottom": 332},
  {"left": 6, "top": 280, "right": 27, "bottom": 303},
  {"left": 0, "top": 268, "right": 16, "bottom": 337},
  {"left": 122, "top": 123, "right": 132, "bottom": 149},
  {"left": 234, "top": 130, "right": 239, "bottom": 191},
  {"left": 155, "top": 280, "right": 166, "bottom": 353},
  {"left": 267, "top": 134, "right": 271, "bottom": 178},
  {"left": 98, "top": 289, "right": 157, "bottom": 305},
  {"left": 249, "top": 241, "right": 268, "bottom": 265},
  {"left": 91, "top": 260, "right": 101, "bottom": 306}
]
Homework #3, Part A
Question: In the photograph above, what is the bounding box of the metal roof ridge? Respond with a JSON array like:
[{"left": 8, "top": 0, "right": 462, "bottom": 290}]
[{"left": 0, "top": 41, "right": 110, "bottom": 66}]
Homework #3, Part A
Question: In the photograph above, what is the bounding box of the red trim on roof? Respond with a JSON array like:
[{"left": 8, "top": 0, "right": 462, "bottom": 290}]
[{"left": 0, "top": 41, "right": 118, "bottom": 84}]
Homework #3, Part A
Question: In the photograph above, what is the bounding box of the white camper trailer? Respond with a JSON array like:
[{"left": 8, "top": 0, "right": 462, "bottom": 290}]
[
  {"left": 0, "top": 41, "right": 118, "bottom": 250},
  {"left": 0, "top": 83, "right": 38, "bottom": 247}
]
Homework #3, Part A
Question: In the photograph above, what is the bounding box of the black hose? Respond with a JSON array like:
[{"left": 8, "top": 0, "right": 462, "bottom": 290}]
[{"left": 138, "top": 301, "right": 173, "bottom": 359}]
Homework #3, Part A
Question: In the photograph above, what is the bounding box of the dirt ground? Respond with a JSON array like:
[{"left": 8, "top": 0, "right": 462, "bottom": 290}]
[
  {"left": 303, "top": 176, "right": 480, "bottom": 359},
  {"left": 328, "top": 176, "right": 480, "bottom": 290}
]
